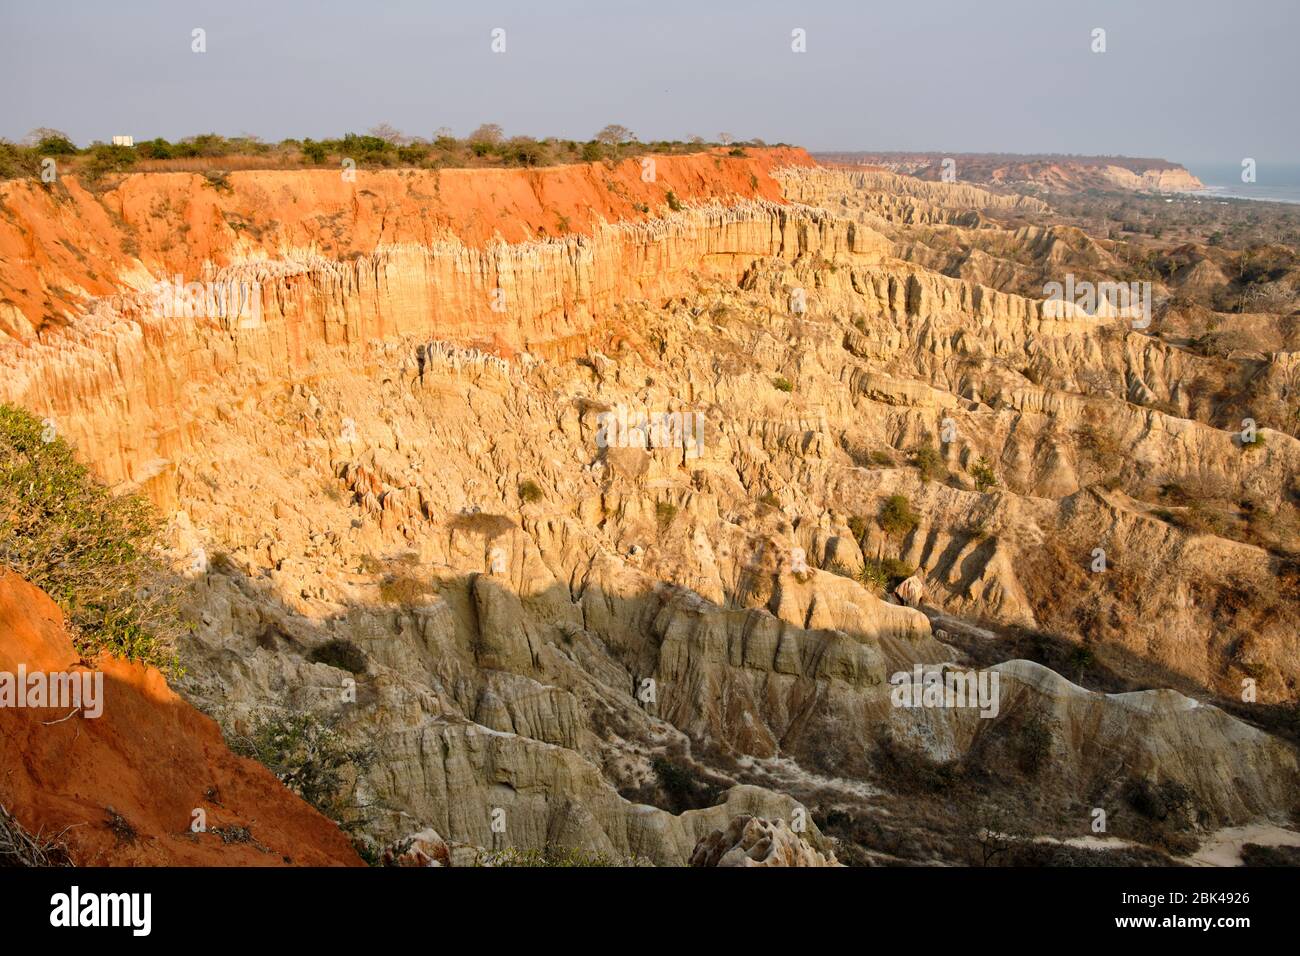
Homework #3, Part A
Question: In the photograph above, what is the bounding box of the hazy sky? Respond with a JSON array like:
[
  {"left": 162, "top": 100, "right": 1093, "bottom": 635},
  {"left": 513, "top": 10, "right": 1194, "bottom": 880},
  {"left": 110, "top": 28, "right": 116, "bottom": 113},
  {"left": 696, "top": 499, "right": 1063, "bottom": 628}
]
[{"left": 2, "top": 0, "right": 1296, "bottom": 165}]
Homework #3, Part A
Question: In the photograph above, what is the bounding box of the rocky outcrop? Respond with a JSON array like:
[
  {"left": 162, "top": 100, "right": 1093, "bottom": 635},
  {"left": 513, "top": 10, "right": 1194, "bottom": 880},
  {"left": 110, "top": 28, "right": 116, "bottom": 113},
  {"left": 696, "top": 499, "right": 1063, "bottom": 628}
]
[{"left": 689, "top": 815, "right": 841, "bottom": 866}]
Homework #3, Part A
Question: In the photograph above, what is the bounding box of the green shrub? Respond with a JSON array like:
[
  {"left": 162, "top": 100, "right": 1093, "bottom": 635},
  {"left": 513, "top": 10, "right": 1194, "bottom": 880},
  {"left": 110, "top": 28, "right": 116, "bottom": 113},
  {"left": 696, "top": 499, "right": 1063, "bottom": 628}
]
[
  {"left": 504, "top": 138, "right": 548, "bottom": 167},
  {"left": 912, "top": 444, "right": 947, "bottom": 483},
  {"left": 651, "top": 755, "right": 722, "bottom": 814},
  {"left": 655, "top": 500, "right": 678, "bottom": 531},
  {"left": 396, "top": 143, "right": 429, "bottom": 165},
  {"left": 857, "top": 557, "right": 913, "bottom": 593},
  {"left": 0, "top": 141, "right": 41, "bottom": 180},
  {"left": 970, "top": 456, "right": 998, "bottom": 493},
  {"left": 299, "top": 139, "right": 327, "bottom": 164},
  {"left": 772, "top": 376, "right": 794, "bottom": 393},
  {"left": 0, "top": 404, "right": 182, "bottom": 670},
  {"left": 847, "top": 515, "right": 868, "bottom": 542},
  {"left": 135, "top": 137, "right": 173, "bottom": 160},
  {"left": 35, "top": 135, "right": 78, "bottom": 156},
  {"left": 858, "top": 561, "right": 889, "bottom": 593},
  {"left": 229, "top": 711, "right": 375, "bottom": 824},
  {"left": 665, "top": 189, "right": 683, "bottom": 212},
  {"left": 880, "top": 557, "right": 914, "bottom": 580},
  {"left": 82, "top": 144, "right": 136, "bottom": 182},
  {"left": 877, "top": 494, "right": 919, "bottom": 538},
  {"left": 518, "top": 479, "right": 543, "bottom": 504}
]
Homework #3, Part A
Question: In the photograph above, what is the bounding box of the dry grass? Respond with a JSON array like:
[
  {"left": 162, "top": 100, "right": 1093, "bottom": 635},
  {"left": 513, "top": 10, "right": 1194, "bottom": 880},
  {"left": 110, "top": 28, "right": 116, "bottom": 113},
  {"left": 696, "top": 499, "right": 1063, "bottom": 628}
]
[{"left": 0, "top": 803, "right": 75, "bottom": 866}]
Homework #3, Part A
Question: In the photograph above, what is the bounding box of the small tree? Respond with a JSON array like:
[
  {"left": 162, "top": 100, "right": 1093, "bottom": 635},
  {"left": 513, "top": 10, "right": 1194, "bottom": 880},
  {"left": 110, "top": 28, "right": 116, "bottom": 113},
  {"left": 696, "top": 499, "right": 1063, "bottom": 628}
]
[
  {"left": 368, "top": 122, "right": 407, "bottom": 145},
  {"left": 22, "top": 127, "right": 74, "bottom": 150},
  {"left": 970, "top": 456, "right": 998, "bottom": 492},
  {"left": 912, "top": 444, "right": 947, "bottom": 483},
  {"left": 595, "top": 124, "right": 633, "bottom": 146},
  {"left": 300, "top": 139, "right": 327, "bottom": 164},
  {"left": 468, "top": 123, "right": 504, "bottom": 145}
]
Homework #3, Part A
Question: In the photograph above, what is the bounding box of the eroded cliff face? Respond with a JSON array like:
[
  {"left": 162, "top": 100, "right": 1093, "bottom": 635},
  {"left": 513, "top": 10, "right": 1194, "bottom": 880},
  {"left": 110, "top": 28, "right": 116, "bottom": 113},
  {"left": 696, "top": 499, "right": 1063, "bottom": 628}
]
[
  {"left": 0, "top": 149, "right": 864, "bottom": 496},
  {"left": 0, "top": 147, "right": 812, "bottom": 341},
  {"left": 2, "top": 151, "right": 1296, "bottom": 865},
  {"left": 814, "top": 154, "right": 1206, "bottom": 194}
]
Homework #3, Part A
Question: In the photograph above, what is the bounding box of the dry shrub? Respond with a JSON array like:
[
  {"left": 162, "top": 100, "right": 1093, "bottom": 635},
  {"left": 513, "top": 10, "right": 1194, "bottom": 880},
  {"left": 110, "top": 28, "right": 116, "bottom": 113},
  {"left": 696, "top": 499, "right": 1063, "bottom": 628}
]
[{"left": 0, "top": 803, "right": 74, "bottom": 866}]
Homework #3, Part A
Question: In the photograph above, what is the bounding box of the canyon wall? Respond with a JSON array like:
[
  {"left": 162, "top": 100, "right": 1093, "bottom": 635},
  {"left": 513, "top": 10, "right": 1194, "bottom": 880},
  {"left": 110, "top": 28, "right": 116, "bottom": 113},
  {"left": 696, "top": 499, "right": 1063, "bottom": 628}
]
[{"left": 0, "top": 149, "right": 883, "bottom": 499}]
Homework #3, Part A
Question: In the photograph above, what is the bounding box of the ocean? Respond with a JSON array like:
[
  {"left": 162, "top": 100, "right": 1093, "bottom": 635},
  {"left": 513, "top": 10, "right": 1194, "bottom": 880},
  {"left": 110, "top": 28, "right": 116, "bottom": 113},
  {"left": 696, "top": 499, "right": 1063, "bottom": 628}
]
[{"left": 1186, "top": 162, "right": 1300, "bottom": 205}]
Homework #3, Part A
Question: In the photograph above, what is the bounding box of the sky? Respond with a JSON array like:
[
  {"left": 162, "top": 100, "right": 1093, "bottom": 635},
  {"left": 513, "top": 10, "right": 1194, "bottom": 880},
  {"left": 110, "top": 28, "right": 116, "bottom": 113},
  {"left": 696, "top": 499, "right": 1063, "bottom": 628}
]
[{"left": 1, "top": 0, "right": 1296, "bottom": 166}]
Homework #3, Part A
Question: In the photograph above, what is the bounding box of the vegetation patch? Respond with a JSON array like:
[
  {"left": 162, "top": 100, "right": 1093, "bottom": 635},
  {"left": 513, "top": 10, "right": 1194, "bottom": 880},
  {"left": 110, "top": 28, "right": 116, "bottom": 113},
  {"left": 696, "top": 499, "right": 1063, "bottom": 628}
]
[
  {"left": 229, "top": 710, "right": 375, "bottom": 827},
  {"left": 877, "top": 494, "right": 919, "bottom": 538},
  {"left": 0, "top": 802, "right": 74, "bottom": 867},
  {"left": 912, "top": 444, "right": 947, "bottom": 483},
  {"left": 0, "top": 404, "right": 183, "bottom": 670},
  {"left": 518, "top": 479, "right": 543, "bottom": 504},
  {"left": 970, "top": 456, "right": 999, "bottom": 493}
]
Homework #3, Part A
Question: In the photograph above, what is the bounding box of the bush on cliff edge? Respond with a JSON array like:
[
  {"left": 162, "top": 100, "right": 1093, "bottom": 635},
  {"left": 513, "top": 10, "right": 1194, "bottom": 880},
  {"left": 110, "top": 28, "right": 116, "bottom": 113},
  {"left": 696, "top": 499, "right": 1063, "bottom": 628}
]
[{"left": 0, "top": 403, "right": 182, "bottom": 670}]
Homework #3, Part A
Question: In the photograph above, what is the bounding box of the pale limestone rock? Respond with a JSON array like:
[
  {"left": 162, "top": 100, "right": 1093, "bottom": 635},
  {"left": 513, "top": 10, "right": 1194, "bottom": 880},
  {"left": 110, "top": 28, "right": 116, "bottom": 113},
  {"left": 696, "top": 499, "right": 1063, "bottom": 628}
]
[{"left": 689, "top": 815, "right": 841, "bottom": 867}]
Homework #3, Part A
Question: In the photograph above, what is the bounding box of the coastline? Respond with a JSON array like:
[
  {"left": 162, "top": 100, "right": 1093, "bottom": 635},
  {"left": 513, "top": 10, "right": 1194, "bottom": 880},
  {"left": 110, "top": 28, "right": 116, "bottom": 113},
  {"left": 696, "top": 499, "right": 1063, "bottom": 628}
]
[{"left": 1173, "top": 184, "right": 1300, "bottom": 206}]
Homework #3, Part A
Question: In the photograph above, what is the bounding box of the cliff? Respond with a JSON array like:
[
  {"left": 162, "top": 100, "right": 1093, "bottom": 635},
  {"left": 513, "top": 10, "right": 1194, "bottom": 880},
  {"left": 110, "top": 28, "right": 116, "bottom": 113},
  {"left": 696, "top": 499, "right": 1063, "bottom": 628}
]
[
  {"left": 0, "top": 148, "right": 861, "bottom": 499},
  {"left": 815, "top": 152, "right": 1205, "bottom": 194},
  {"left": 0, "top": 147, "right": 813, "bottom": 342}
]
